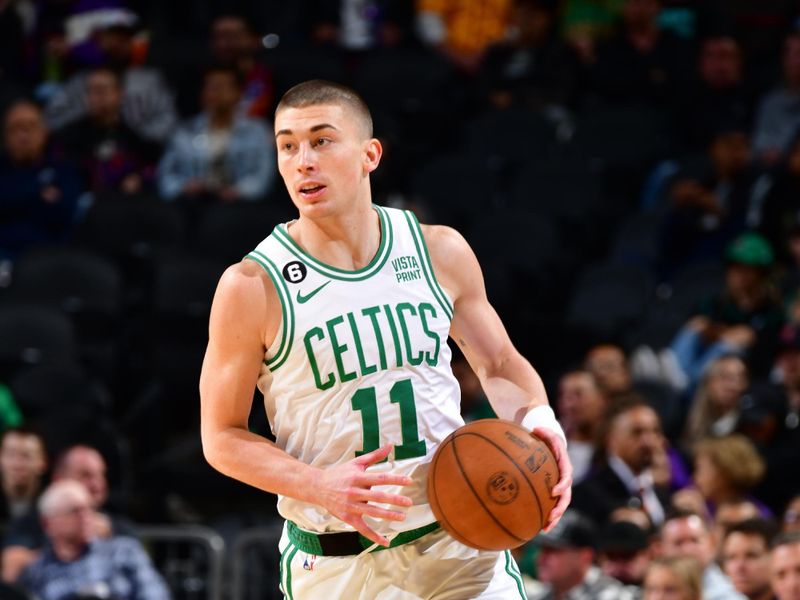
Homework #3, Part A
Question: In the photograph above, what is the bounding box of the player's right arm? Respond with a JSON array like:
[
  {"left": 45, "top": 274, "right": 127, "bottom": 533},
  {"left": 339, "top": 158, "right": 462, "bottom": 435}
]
[{"left": 200, "top": 261, "right": 411, "bottom": 546}]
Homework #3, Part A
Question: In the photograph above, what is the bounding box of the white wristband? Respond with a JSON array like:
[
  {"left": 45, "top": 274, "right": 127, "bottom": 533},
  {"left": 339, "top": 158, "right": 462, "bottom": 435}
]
[{"left": 521, "top": 405, "right": 567, "bottom": 448}]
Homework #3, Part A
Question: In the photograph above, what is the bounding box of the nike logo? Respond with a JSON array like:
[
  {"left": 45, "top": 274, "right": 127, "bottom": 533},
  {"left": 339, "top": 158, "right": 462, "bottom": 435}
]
[{"left": 296, "top": 281, "right": 330, "bottom": 304}]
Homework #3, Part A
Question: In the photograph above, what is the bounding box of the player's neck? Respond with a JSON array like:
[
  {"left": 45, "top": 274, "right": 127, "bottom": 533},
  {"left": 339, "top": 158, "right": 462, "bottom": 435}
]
[{"left": 292, "top": 203, "right": 381, "bottom": 270}]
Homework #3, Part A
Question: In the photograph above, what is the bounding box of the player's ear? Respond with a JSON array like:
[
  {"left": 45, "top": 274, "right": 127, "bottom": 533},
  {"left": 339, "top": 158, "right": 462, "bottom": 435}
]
[{"left": 363, "top": 138, "right": 382, "bottom": 174}]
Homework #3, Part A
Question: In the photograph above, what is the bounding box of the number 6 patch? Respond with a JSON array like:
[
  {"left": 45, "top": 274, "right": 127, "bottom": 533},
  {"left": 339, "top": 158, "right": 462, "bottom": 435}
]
[{"left": 282, "top": 260, "right": 307, "bottom": 284}]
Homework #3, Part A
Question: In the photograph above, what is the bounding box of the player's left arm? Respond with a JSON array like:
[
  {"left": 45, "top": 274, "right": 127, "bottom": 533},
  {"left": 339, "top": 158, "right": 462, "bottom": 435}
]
[{"left": 422, "top": 223, "right": 572, "bottom": 530}]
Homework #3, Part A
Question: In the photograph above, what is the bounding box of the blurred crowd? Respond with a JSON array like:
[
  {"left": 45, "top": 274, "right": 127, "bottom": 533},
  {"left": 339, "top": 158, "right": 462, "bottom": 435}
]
[{"left": 3, "top": 0, "right": 800, "bottom": 598}]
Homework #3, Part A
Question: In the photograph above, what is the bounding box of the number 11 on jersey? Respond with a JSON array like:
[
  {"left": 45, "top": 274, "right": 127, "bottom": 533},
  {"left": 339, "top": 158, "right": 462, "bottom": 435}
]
[{"left": 351, "top": 378, "right": 426, "bottom": 460}]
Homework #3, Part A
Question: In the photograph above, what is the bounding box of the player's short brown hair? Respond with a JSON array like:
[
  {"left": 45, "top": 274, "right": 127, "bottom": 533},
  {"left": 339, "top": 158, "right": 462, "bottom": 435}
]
[{"left": 275, "top": 79, "right": 373, "bottom": 138}]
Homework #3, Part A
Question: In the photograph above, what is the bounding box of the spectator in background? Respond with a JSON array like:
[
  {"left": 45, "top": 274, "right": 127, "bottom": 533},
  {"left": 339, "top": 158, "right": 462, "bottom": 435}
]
[
  {"left": 0, "top": 428, "right": 48, "bottom": 523},
  {"left": 44, "top": 9, "right": 177, "bottom": 143},
  {"left": 676, "top": 34, "right": 755, "bottom": 152},
  {"left": 55, "top": 66, "right": 161, "bottom": 198},
  {"left": 529, "top": 509, "right": 638, "bottom": 600},
  {"left": 560, "top": 0, "right": 624, "bottom": 65},
  {"left": 2, "top": 445, "right": 136, "bottom": 583},
  {"left": 756, "top": 134, "right": 800, "bottom": 266},
  {"left": 572, "top": 396, "right": 670, "bottom": 527},
  {"left": 643, "top": 556, "right": 704, "bottom": 600},
  {"left": 305, "top": 0, "right": 416, "bottom": 51},
  {"left": 0, "top": 0, "right": 25, "bottom": 86},
  {"left": 752, "top": 33, "right": 800, "bottom": 167},
  {"left": 415, "top": 0, "right": 513, "bottom": 73},
  {"left": 722, "top": 518, "right": 779, "bottom": 600},
  {"left": 157, "top": 65, "right": 274, "bottom": 204},
  {"left": 479, "top": 0, "right": 580, "bottom": 111},
  {"left": 690, "top": 436, "right": 768, "bottom": 517},
  {"left": 784, "top": 496, "right": 800, "bottom": 534},
  {"left": 16, "top": 480, "right": 170, "bottom": 600},
  {"left": 557, "top": 368, "right": 608, "bottom": 483},
  {"left": 659, "top": 127, "right": 758, "bottom": 279},
  {"left": 665, "top": 232, "right": 783, "bottom": 390},
  {"left": 589, "top": 0, "right": 693, "bottom": 106},
  {"left": 661, "top": 509, "right": 747, "bottom": 600},
  {"left": 771, "top": 533, "right": 800, "bottom": 600},
  {"left": 683, "top": 354, "right": 749, "bottom": 442},
  {"left": 209, "top": 14, "right": 273, "bottom": 118},
  {"left": 596, "top": 519, "right": 652, "bottom": 587},
  {"left": 585, "top": 343, "right": 634, "bottom": 396},
  {"left": 0, "top": 99, "right": 83, "bottom": 260},
  {"left": 714, "top": 499, "right": 763, "bottom": 548}
]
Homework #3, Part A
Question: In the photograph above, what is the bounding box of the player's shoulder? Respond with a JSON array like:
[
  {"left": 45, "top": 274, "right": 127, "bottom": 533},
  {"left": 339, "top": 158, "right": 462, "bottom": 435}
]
[
  {"left": 418, "top": 223, "right": 472, "bottom": 258},
  {"left": 213, "top": 259, "right": 279, "bottom": 311}
]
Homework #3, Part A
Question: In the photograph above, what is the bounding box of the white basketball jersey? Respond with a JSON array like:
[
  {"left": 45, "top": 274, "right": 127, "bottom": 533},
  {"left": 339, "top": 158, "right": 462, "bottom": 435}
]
[{"left": 247, "top": 205, "right": 464, "bottom": 534}]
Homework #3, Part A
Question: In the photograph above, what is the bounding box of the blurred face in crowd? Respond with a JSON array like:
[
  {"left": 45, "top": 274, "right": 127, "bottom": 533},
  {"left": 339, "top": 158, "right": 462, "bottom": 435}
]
[
  {"left": 693, "top": 452, "right": 730, "bottom": 503},
  {"left": 96, "top": 26, "right": 133, "bottom": 65},
  {"left": 537, "top": 546, "right": 593, "bottom": 595},
  {"left": 705, "top": 356, "right": 748, "bottom": 413},
  {"left": 715, "top": 501, "right": 760, "bottom": 543},
  {"left": 784, "top": 497, "right": 800, "bottom": 533},
  {"left": 711, "top": 131, "right": 750, "bottom": 176},
  {"left": 514, "top": 1, "right": 552, "bottom": 45},
  {"left": 211, "top": 16, "right": 257, "bottom": 63},
  {"left": 726, "top": 263, "right": 765, "bottom": 301},
  {"left": 4, "top": 102, "right": 48, "bottom": 163},
  {"left": 585, "top": 345, "right": 632, "bottom": 394},
  {"left": 41, "top": 482, "right": 95, "bottom": 549},
  {"left": 557, "top": 371, "right": 606, "bottom": 438},
  {"left": 784, "top": 35, "right": 800, "bottom": 87},
  {"left": 643, "top": 564, "right": 698, "bottom": 600},
  {"left": 623, "top": 0, "right": 660, "bottom": 29},
  {"left": 772, "top": 542, "right": 800, "bottom": 600},
  {"left": 699, "top": 37, "right": 742, "bottom": 89},
  {"left": 0, "top": 431, "right": 47, "bottom": 494},
  {"left": 607, "top": 405, "right": 663, "bottom": 474},
  {"left": 57, "top": 446, "right": 108, "bottom": 509},
  {"left": 661, "top": 516, "right": 716, "bottom": 568},
  {"left": 778, "top": 347, "right": 800, "bottom": 390},
  {"left": 202, "top": 70, "right": 242, "bottom": 116},
  {"left": 723, "top": 532, "right": 773, "bottom": 599},
  {"left": 599, "top": 547, "right": 650, "bottom": 585},
  {"left": 85, "top": 69, "right": 123, "bottom": 123}
]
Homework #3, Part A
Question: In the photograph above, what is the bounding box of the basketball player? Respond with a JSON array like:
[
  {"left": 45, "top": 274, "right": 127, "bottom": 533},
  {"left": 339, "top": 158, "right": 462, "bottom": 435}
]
[{"left": 200, "top": 79, "right": 572, "bottom": 598}]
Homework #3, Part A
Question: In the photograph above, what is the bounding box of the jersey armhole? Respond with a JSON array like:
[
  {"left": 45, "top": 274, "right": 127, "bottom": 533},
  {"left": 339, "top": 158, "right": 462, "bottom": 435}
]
[
  {"left": 402, "top": 210, "right": 454, "bottom": 320},
  {"left": 243, "top": 251, "right": 295, "bottom": 371}
]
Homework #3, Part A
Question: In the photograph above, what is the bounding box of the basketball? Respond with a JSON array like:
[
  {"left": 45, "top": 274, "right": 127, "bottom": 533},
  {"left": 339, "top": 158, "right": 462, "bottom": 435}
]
[{"left": 427, "top": 418, "right": 559, "bottom": 551}]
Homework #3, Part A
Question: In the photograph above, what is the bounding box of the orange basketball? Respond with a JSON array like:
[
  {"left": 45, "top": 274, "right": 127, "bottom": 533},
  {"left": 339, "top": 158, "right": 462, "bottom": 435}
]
[{"left": 427, "top": 418, "right": 560, "bottom": 551}]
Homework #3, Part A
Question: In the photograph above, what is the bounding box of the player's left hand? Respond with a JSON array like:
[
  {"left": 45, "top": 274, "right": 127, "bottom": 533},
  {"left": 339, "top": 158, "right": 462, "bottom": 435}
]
[{"left": 532, "top": 427, "right": 572, "bottom": 532}]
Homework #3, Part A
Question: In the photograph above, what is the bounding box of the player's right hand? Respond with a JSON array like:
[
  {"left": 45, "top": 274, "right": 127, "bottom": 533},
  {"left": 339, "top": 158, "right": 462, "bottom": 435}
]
[{"left": 317, "top": 444, "right": 413, "bottom": 547}]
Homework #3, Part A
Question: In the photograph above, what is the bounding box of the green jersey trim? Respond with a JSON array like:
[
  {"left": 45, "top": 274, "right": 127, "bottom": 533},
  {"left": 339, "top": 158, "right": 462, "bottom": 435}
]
[
  {"left": 271, "top": 205, "right": 393, "bottom": 281},
  {"left": 244, "top": 250, "right": 295, "bottom": 371},
  {"left": 403, "top": 211, "right": 454, "bottom": 320},
  {"left": 504, "top": 550, "right": 527, "bottom": 599}
]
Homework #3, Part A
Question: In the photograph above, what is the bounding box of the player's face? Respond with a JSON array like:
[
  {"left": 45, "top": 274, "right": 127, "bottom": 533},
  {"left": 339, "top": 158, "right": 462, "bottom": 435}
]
[
  {"left": 773, "top": 543, "right": 800, "bottom": 600},
  {"left": 275, "top": 103, "right": 381, "bottom": 220},
  {"left": 723, "top": 532, "right": 772, "bottom": 598}
]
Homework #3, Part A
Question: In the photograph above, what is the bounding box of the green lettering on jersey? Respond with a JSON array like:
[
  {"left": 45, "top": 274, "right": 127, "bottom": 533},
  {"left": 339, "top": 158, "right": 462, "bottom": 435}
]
[
  {"left": 326, "top": 315, "right": 357, "bottom": 383},
  {"left": 396, "top": 303, "right": 423, "bottom": 366},
  {"left": 303, "top": 327, "right": 334, "bottom": 390},
  {"left": 418, "top": 303, "right": 440, "bottom": 366},
  {"left": 361, "top": 306, "right": 387, "bottom": 371},
  {"left": 351, "top": 387, "right": 383, "bottom": 460},
  {"left": 383, "top": 304, "right": 404, "bottom": 368},
  {"left": 347, "top": 312, "right": 377, "bottom": 376},
  {"left": 390, "top": 378, "right": 426, "bottom": 459}
]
